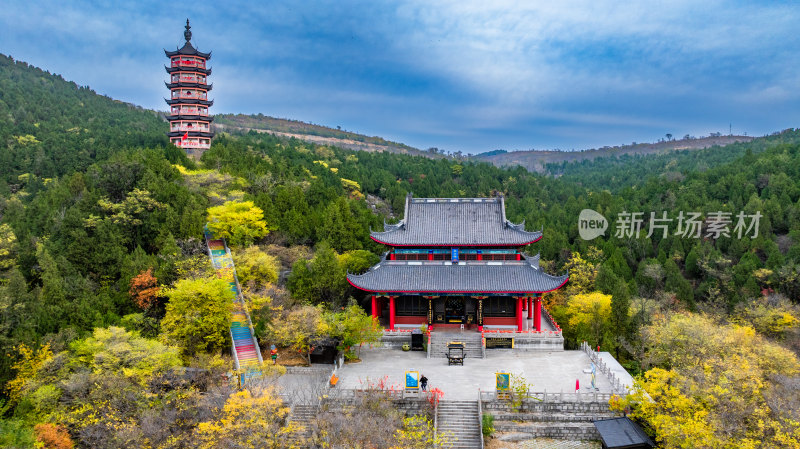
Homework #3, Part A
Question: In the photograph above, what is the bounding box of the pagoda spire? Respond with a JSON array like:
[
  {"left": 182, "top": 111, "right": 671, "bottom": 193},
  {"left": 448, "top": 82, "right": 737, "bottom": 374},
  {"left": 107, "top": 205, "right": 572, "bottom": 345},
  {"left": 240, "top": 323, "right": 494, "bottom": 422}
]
[{"left": 184, "top": 18, "right": 192, "bottom": 42}]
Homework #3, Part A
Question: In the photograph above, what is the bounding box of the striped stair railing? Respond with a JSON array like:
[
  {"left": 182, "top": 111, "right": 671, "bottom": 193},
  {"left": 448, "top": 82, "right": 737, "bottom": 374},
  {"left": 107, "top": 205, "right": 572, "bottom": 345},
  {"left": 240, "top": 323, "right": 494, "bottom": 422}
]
[{"left": 204, "top": 227, "right": 264, "bottom": 379}]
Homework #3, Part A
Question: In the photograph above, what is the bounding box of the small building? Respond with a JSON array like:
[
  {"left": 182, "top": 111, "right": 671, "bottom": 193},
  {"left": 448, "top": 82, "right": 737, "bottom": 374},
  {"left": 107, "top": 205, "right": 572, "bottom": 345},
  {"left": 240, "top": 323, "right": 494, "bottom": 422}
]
[
  {"left": 593, "top": 417, "right": 655, "bottom": 449},
  {"left": 347, "top": 194, "right": 568, "bottom": 332},
  {"left": 165, "top": 19, "right": 214, "bottom": 156}
]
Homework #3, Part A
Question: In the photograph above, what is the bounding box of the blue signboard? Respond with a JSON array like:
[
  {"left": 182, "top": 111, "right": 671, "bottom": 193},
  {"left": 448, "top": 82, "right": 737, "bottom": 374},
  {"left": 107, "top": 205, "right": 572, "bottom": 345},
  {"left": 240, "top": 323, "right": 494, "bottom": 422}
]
[
  {"left": 451, "top": 248, "right": 459, "bottom": 262},
  {"left": 405, "top": 371, "right": 419, "bottom": 389}
]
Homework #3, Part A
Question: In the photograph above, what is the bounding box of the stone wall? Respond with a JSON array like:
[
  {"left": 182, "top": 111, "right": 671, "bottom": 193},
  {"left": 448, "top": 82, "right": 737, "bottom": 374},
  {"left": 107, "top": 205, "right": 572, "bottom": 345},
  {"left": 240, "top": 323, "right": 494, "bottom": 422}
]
[{"left": 483, "top": 399, "right": 617, "bottom": 441}]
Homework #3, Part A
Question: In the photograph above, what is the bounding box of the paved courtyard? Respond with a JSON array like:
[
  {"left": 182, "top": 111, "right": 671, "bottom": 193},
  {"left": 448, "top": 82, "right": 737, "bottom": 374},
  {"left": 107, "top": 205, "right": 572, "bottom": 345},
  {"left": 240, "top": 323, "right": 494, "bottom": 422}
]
[{"left": 336, "top": 347, "right": 612, "bottom": 400}]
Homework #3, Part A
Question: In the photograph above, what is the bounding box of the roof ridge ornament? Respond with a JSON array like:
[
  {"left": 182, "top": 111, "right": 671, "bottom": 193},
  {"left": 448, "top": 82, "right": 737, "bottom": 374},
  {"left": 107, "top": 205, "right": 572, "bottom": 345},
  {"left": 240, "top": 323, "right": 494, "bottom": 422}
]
[{"left": 184, "top": 19, "right": 192, "bottom": 42}]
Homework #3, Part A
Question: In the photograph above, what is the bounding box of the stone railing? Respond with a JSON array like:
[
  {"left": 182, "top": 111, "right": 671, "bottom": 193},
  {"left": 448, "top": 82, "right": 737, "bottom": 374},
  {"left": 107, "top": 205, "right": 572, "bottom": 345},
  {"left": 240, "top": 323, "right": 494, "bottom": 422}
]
[
  {"left": 581, "top": 341, "right": 629, "bottom": 395},
  {"left": 480, "top": 389, "right": 615, "bottom": 404}
]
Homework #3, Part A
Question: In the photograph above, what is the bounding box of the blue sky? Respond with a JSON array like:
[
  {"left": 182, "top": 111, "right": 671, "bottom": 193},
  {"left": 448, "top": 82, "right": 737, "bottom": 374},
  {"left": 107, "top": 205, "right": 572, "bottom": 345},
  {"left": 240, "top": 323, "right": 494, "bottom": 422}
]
[{"left": 2, "top": 1, "right": 799, "bottom": 154}]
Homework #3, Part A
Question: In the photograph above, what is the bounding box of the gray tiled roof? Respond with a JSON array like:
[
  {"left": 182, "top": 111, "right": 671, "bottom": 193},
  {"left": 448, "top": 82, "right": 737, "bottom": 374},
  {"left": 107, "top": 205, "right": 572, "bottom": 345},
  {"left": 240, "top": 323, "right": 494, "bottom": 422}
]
[
  {"left": 593, "top": 418, "right": 654, "bottom": 448},
  {"left": 371, "top": 196, "right": 542, "bottom": 246},
  {"left": 347, "top": 257, "right": 568, "bottom": 294}
]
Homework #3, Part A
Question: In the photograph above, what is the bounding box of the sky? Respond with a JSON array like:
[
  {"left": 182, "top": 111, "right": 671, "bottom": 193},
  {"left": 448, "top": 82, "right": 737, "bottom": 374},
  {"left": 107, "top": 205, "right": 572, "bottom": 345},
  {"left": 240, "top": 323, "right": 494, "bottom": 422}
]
[{"left": 2, "top": 1, "right": 799, "bottom": 154}]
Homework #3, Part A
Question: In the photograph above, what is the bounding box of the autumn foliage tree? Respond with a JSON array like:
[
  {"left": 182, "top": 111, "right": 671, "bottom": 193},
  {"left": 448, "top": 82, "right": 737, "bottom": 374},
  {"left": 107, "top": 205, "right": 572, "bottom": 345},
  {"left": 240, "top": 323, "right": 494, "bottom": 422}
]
[
  {"left": 34, "top": 423, "right": 74, "bottom": 449},
  {"left": 160, "top": 277, "right": 234, "bottom": 357},
  {"left": 129, "top": 267, "right": 160, "bottom": 311},
  {"left": 194, "top": 387, "right": 305, "bottom": 449},
  {"left": 206, "top": 200, "right": 269, "bottom": 247},
  {"left": 614, "top": 313, "right": 800, "bottom": 448}
]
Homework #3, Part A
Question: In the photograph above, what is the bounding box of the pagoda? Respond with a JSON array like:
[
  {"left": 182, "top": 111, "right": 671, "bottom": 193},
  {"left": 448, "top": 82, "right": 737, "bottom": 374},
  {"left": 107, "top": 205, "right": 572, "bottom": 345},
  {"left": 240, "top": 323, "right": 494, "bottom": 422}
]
[
  {"left": 165, "top": 19, "right": 214, "bottom": 156},
  {"left": 348, "top": 194, "right": 568, "bottom": 332}
]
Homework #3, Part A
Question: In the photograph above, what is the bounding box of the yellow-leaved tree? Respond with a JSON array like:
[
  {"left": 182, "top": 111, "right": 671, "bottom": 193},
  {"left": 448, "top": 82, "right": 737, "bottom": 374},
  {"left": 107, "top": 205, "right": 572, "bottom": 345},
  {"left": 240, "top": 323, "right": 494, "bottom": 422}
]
[
  {"left": 194, "top": 388, "right": 306, "bottom": 449},
  {"left": 613, "top": 313, "right": 800, "bottom": 448},
  {"left": 206, "top": 200, "right": 269, "bottom": 247},
  {"left": 564, "top": 292, "right": 612, "bottom": 349}
]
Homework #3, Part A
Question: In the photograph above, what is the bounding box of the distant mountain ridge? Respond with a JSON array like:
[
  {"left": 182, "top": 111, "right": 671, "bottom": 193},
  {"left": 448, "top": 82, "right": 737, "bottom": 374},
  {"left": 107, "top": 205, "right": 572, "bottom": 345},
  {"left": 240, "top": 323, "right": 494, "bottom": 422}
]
[
  {"left": 474, "top": 135, "right": 754, "bottom": 173},
  {"left": 213, "top": 113, "right": 441, "bottom": 158}
]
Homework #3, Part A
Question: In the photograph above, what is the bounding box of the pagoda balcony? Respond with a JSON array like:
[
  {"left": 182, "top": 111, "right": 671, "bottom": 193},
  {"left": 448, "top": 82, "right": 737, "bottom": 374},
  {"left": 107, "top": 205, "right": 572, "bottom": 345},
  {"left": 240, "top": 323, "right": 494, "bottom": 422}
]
[
  {"left": 171, "top": 93, "right": 208, "bottom": 100},
  {"left": 173, "top": 140, "right": 211, "bottom": 150},
  {"left": 171, "top": 60, "right": 206, "bottom": 69},
  {"left": 171, "top": 75, "right": 208, "bottom": 83},
  {"left": 170, "top": 125, "right": 212, "bottom": 133}
]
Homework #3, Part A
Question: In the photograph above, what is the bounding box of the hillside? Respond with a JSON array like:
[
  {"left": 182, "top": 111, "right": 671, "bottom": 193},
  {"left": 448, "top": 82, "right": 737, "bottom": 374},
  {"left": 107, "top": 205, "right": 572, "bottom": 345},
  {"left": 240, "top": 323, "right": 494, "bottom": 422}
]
[
  {"left": 214, "top": 113, "right": 440, "bottom": 158},
  {"left": 475, "top": 135, "right": 754, "bottom": 173},
  {"left": 0, "top": 54, "right": 168, "bottom": 186}
]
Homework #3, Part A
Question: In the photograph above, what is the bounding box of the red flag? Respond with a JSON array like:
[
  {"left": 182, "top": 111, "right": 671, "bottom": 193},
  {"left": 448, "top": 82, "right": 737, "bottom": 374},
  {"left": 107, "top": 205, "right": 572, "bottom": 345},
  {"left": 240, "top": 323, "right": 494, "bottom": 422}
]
[
  {"left": 182, "top": 131, "right": 188, "bottom": 141},
  {"left": 576, "top": 379, "right": 580, "bottom": 391}
]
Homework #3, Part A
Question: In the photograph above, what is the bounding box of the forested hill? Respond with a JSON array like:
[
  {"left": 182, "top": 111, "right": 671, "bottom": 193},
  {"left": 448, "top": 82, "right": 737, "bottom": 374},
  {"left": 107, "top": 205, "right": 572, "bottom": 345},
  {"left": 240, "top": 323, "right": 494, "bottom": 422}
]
[
  {"left": 214, "top": 113, "right": 437, "bottom": 158},
  {"left": 0, "top": 53, "right": 168, "bottom": 186},
  {"left": 475, "top": 134, "right": 754, "bottom": 173},
  {"left": 549, "top": 128, "right": 800, "bottom": 192}
]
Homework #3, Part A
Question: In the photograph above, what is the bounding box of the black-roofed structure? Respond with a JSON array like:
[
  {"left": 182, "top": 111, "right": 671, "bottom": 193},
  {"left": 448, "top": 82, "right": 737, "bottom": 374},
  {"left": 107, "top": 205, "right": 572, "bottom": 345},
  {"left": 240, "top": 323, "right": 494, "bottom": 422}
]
[
  {"left": 164, "top": 19, "right": 214, "bottom": 156},
  {"left": 593, "top": 418, "right": 655, "bottom": 449},
  {"left": 348, "top": 194, "right": 568, "bottom": 331}
]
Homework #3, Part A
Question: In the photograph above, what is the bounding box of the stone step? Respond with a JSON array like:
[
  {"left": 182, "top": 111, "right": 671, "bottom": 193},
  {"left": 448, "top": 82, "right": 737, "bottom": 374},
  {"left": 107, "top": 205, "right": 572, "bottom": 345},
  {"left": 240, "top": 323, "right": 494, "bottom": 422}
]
[{"left": 437, "top": 400, "right": 482, "bottom": 449}]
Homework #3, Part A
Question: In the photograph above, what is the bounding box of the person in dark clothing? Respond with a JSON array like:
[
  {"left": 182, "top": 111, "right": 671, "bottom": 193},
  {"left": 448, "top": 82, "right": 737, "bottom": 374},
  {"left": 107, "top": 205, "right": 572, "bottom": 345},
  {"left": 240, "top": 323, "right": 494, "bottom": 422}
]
[{"left": 420, "top": 374, "right": 428, "bottom": 391}]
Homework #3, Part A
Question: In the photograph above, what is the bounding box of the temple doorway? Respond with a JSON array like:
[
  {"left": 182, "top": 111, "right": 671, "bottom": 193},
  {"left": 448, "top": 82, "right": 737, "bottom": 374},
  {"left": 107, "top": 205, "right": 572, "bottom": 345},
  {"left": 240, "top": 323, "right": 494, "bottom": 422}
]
[{"left": 445, "top": 297, "right": 465, "bottom": 323}]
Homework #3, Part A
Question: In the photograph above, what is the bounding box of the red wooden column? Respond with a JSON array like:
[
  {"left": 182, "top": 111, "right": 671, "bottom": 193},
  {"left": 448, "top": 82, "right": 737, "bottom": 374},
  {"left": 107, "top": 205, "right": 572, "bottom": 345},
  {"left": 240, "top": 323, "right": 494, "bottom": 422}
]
[
  {"left": 534, "top": 295, "right": 542, "bottom": 331},
  {"left": 527, "top": 296, "right": 533, "bottom": 319},
  {"left": 371, "top": 295, "right": 378, "bottom": 318},
  {"left": 389, "top": 296, "right": 396, "bottom": 331},
  {"left": 516, "top": 297, "right": 524, "bottom": 332}
]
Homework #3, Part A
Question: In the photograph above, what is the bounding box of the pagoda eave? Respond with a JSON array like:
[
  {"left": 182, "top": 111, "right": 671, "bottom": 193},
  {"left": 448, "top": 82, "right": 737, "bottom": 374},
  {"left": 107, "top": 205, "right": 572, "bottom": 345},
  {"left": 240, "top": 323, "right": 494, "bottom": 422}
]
[
  {"left": 165, "top": 98, "right": 214, "bottom": 106},
  {"left": 166, "top": 82, "right": 213, "bottom": 91},
  {"left": 346, "top": 260, "right": 569, "bottom": 295},
  {"left": 369, "top": 234, "right": 543, "bottom": 248},
  {"left": 165, "top": 115, "right": 214, "bottom": 122},
  {"left": 165, "top": 66, "right": 212, "bottom": 75},
  {"left": 165, "top": 48, "right": 212, "bottom": 59}
]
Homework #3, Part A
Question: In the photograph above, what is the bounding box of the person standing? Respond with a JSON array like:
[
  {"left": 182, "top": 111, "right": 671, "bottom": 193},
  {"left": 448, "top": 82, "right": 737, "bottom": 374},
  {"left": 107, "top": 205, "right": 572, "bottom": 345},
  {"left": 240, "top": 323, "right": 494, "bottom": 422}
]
[{"left": 420, "top": 374, "right": 428, "bottom": 391}]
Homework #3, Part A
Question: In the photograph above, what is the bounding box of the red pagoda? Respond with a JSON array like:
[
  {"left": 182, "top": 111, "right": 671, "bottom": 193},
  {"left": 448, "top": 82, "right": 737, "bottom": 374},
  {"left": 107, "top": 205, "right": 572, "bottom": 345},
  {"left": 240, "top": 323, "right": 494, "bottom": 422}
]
[
  {"left": 348, "top": 194, "right": 569, "bottom": 332},
  {"left": 165, "top": 19, "right": 214, "bottom": 156}
]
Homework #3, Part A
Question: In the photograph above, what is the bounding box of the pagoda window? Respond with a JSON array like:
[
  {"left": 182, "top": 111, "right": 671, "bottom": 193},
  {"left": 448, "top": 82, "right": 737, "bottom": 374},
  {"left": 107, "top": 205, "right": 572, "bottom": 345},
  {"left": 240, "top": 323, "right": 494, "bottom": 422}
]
[
  {"left": 396, "top": 297, "right": 427, "bottom": 316},
  {"left": 484, "top": 297, "right": 515, "bottom": 317}
]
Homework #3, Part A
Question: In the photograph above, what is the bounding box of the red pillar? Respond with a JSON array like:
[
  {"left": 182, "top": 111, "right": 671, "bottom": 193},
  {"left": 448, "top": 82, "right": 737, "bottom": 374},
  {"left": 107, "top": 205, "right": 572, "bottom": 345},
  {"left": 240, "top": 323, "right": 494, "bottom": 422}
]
[
  {"left": 390, "top": 252, "right": 396, "bottom": 260},
  {"left": 527, "top": 296, "right": 533, "bottom": 319},
  {"left": 389, "top": 296, "right": 396, "bottom": 331},
  {"left": 534, "top": 296, "right": 542, "bottom": 331},
  {"left": 477, "top": 251, "right": 483, "bottom": 261},
  {"left": 516, "top": 253, "right": 521, "bottom": 261},
  {"left": 371, "top": 295, "right": 377, "bottom": 318},
  {"left": 516, "top": 297, "right": 524, "bottom": 332}
]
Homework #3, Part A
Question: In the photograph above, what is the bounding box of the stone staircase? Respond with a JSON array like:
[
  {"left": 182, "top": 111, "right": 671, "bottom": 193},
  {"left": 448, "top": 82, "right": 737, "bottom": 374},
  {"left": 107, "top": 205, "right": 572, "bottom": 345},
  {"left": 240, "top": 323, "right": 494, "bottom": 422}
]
[
  {"left": 289, "top": 403, "right": 318, "bottom": 437},
  {"left": 437, "top": 400, "right": 483, "bottom": 449},
  {"left": 429, "top": 331, "right": 483, "bottom": 358}
]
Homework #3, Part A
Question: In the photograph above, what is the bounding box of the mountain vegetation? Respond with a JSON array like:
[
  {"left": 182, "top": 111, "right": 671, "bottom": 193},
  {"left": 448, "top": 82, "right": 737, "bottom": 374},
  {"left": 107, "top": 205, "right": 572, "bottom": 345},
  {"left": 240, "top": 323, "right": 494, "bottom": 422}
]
[{"left": 1, "top": 53, "right": 799, "bottom": 447}]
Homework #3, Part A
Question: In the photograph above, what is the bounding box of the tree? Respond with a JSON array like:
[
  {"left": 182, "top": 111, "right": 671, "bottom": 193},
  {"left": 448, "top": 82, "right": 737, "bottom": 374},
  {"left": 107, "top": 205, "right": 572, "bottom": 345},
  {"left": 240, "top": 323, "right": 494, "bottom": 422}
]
[
  {"left": 326, "top": 304, "right": 383, "bottom": 359},
  {"left": 206, "top": 200, "right": 269, "bottom": 247},
  {"left": 233, "top": 245, "right": 280, "bottom": 288},
  {"left": 269, "top": 305, "right": 327, "bottom": 365},
  {"left": 665, "top": 133, "right": 673, "bottom": 141},
  {"left": 129, "top": 267, "right": 160, "bottom": 311},
  {"left": 160, "top": 277, "right": 233, "bottom": 357},
  {"left": 194, "top": 388, "right": 306, "bottom": 449},
  {"left": 615, "top": 313, "right": 800, "bottom": 448},
  {"left": 0, "top": 223, "right": 17, "bottom": 272},
  {"left": 287, "top": 242, "right": 348, "bottom": 306},
  {"left": 564, "top": 292, "right": 612, "bottom": 349}
]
